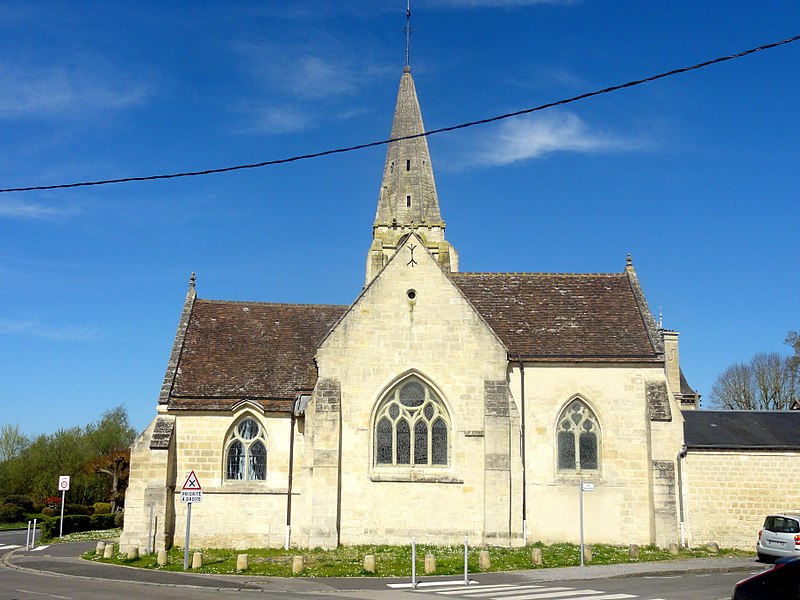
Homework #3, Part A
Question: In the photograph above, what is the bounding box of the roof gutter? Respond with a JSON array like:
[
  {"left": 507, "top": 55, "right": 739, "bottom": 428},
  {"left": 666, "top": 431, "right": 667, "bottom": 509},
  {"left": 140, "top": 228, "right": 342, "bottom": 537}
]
[{"left": 514, "top": 354, "right": 528, "bottom": 543}]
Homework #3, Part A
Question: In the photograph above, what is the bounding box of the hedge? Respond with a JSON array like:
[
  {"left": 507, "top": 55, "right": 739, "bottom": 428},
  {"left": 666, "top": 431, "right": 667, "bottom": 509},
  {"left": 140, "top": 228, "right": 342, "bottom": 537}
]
[{"left": 40, "top": 513, "right": 118, "bottom": 540}]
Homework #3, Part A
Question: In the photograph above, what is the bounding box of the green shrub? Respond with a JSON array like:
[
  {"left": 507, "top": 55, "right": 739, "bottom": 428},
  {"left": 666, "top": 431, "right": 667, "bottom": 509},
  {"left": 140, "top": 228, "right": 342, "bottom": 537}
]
[
  {"left": 114, "top": 510, "right": 124, "bottom": 528},
  {"left": 0, "top": 503, "right": 25, "bottom": 523},
  {"left": 65, "top": 504, "right": 91, "bottom": 516},
  {"left": 2, "top": 495, "right": 34, "bottom": 512},
  {"left": 93, "top": 502, "right": 112, "bottom": 515},
  {"left": 41, "top": 507, "right": 58, "bottom": 517},
  {"left": 40, "top": 515, "right": 91, "bottom": 540},
  {"left": 24, "top": 513, "right": 46, "bottom": 523},
  {"left": 89, "top": 514, "right": 116, "bottom": 529}
]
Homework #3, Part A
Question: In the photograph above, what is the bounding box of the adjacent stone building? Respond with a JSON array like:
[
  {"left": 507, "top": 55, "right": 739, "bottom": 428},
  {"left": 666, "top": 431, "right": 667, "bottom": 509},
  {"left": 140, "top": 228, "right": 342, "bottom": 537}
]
[{"left": 120, "top": 64, "right": 800, "bottom": 553}]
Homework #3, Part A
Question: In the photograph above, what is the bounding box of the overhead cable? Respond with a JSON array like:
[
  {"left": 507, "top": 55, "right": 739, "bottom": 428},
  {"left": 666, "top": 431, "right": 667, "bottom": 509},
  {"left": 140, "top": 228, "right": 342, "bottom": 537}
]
[{"left": 1, "top": 33, "right": 798, "bottom": 194}]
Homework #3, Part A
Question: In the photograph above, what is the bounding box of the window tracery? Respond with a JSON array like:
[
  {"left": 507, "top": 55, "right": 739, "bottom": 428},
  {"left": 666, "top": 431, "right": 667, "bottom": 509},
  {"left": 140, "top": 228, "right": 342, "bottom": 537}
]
[
  {"left": 225, "top": 417, "right": 267, "bottom": 480},
  {"left": 374, "top": 378, "right": 449, "bottom": 467},
  {"left": 557, "top": 399, "right": 599, "bottom": 471}
]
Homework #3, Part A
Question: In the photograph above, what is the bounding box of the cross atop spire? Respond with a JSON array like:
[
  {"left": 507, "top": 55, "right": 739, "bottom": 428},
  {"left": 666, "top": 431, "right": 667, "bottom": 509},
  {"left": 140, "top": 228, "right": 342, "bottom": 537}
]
[
  {"left": 364, "top": 4, "right": 458, "bottom": 286},
  {"left": 405, "top": 0, "right": 412, "bottom": 68}
]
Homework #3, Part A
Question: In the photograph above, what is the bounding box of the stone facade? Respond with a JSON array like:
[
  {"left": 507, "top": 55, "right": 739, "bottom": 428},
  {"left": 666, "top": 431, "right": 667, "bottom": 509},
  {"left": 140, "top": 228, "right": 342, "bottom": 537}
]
[
  {"left": 122, "top": 63, "right": 800, "bottom": 554},
  {"left": 682, "top": 450, "right": 800, "bottom": 549}
]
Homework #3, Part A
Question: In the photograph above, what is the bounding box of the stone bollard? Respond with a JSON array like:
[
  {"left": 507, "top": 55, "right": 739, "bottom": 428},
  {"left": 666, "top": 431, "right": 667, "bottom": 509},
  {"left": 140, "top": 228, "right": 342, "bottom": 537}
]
[
  {"left": 292, "top": 555, "right": 304, "bottom": 574},
  {"left": 364, "top": 554, "right": 376, "bottom": 573},
  {"left": 191, "top": 551, "right": 203, "bottom": 569},
  {"left": 668, "top": 543, "right": 679, "bottom": 556},
  {"left": 479, "top": 550, "right": 491, "bottom": 570},
  {"left": 103, "top": 543, "right": 114, "bottom": 559},
  {"left": 582, "top": 545, "right": 592, "bottom": 563},
  {"left": 237, "top": 554, "right": 248, "bottom": 571},
  {"left": 95, "top": 541, "right": 106, "bottom": 555},
  {"left": 157, "top": 549, "right": 168, "bottom": 566},
  {"left": 424, "top": 553, "right": 436, "bottom": 574},
  {"left": 707, "top": 542, "right": 719, "bottom": 554},
  {"left": 629, "top": 544, "right": 640, "bottom": 559},
  {"left": 127, "top": 546, "right": 139, "bottom": 560},
  {"left": 531, "top": 547, "right": 543, "bottom": 565}
]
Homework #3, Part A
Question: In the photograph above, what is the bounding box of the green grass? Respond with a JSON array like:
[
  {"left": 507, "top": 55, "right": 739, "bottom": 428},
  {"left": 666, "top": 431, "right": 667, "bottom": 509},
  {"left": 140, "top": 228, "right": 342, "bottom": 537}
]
[
  {"left": 0, "top": 522, "right": 32, "bottom": 531},
  {"left": 82, "top": 542, "right": 751, "bottom": 577},
  {"left": 53, "top": 528, "right": 122, "bottom": 543}
]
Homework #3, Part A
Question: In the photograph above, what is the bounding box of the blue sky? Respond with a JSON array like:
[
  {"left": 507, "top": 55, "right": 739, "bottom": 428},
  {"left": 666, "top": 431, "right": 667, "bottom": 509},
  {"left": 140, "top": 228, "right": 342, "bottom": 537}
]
[{"left": 1, "top": 1, "right": 798, "bottom": 437}]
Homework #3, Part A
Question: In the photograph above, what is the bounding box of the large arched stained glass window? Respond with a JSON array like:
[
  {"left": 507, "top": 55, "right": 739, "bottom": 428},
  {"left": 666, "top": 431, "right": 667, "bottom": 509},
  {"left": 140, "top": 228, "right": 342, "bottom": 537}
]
[
  {"left": 557, "top": 400, "right": 600, "bottom": 471},
  {"left": 374, "top": 378, "right": 450, "bottom": 467},
  {"left": 225, "top": 417, "right": 267, "bottom": 480}
]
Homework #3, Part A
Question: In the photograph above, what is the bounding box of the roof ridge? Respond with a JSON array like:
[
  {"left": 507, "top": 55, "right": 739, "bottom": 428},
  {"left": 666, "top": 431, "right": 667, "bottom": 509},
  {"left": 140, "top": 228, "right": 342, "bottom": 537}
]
[
  {"left": 453, "top": 271, "right": 625, "bottom": 277},
  {"left": 196, "top": 298, "right": 349, "bottom": 309}
]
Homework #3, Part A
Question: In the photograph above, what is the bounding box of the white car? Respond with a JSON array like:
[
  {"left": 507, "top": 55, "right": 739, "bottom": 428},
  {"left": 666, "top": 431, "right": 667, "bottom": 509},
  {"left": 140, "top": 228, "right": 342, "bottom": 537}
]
[{"left": 757, "top": 513, "right": 800, "bottom": 562}]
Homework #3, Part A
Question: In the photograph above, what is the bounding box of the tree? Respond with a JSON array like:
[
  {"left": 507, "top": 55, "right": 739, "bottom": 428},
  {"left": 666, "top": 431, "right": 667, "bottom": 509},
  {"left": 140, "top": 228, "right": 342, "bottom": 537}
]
[
  {"left": 0, "top": 406, "right": 138, "bottom": 506},
  {"left": 85, "top": 449, "right": 130, "bottom": 511},
  {"left": 0, "top": 424, "right": 29, "bottom": 462},
  {"left": 711, "top": 349, "right": 798, "bottom": 410},
  {"left": 84, "top": 406, "right": 137, "bottom": 456}
]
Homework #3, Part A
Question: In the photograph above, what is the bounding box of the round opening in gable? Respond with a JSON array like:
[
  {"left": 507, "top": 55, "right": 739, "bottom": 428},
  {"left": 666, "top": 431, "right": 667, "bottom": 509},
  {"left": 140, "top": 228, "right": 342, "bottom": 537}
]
[{"left": 406, "top": 289, "right": 417, "bottom": 301}]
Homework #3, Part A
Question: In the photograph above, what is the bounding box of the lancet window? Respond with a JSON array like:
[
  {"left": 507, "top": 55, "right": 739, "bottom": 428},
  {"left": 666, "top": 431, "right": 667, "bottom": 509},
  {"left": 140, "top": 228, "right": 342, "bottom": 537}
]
[
  {"left": 557, "top": 399, "right": 600, "bottom": 471},
  {"left": 374, "top": 378, "right": 449, "bottom": 467},
  {"left": 225, "top": 417, "right": 267, "bottom": 480}
]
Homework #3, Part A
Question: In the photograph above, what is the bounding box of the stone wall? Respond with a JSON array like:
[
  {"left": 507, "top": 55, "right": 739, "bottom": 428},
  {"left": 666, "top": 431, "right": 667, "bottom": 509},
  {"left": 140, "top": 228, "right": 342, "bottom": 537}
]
[
  {"left": 509, "top": 364, "right": 684, "bottom": 547},
  {"left": 313, "top": 237, "right": 513, "bottom": 547},
  {"left": 684, "top": 450, "right": 800, "bottom": 549},
  {"left": 152, "top": 409, "right": 304, "bottom": 550}
]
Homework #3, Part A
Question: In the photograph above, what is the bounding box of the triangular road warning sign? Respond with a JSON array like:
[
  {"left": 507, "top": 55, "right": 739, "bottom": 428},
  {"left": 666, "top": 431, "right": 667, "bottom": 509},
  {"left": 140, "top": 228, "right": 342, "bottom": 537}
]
[{"left": 182, "top": 470, "right": 202, "bottom": 491}]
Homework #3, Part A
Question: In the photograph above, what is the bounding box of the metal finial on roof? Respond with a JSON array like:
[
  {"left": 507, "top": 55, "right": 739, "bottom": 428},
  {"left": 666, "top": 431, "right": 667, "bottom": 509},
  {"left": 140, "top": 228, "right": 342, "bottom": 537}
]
[
  {"left": 189, "top": 272, "right": 196, "bottom": 290},
  {"left": 626, "top": 253, "right": 632, "bottom": 267},
  {"left": 405, "top": 0, "right": 412, "bottom": 68},
  {"left": 658, "top": 306, "right": 663, "bottom": 329}
]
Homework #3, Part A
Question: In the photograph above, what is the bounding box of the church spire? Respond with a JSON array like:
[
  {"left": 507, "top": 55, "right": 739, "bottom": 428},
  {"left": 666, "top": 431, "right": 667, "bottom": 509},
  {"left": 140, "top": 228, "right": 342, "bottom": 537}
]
[
  {"left": 373, "top": 66, "right": 443, "bottom": 228},
  {"left": 365, "top": 63, "right": 457, "bottom": 285}
]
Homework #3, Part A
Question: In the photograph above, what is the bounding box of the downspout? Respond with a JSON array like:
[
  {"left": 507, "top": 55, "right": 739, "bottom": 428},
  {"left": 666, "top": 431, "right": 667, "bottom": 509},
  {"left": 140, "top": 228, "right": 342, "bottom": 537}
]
[
  {"left": 285, "top": 398, "right": 298, "bottom": 550},
  {"left": 676, "top": 444, "right": 687, "bottom": 547},
  {"left": 515, "top": 355, "right": 528, "bottom": 543}
]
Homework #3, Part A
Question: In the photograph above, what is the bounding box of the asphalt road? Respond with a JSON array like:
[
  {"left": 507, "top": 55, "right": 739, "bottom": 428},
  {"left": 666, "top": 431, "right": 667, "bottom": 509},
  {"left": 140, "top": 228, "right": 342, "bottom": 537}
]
[
  {"left": 0, "top": 566, "right": 755, "bottom": 600},
  {"left": 0, "top": 529, "right": 39, "bottom": 555},
  {"left": 1, "top": 536, "right": 763, "bottom": 600}
]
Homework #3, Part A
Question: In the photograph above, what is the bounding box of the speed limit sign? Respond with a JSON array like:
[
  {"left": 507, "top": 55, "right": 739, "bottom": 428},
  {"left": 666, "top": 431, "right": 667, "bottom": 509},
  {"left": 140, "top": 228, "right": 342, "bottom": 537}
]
[{"left": 58, "top": 475, "right": 70, "bottom": 491}]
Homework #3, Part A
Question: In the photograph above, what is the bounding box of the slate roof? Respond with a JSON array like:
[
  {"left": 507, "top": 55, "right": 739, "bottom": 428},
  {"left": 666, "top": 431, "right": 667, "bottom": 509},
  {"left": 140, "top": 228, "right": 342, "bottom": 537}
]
[
  {"left": 450, "top": 272, "right": 660, "bottom": 361},
  {"left": 167, "top": 300, "right": 347, "bottom": 410},
  {"left": 683, "top": 410, "right": 800, "bottom": 450},
  {"left": 164, "top": 268, "right": 663, "bottom": 411}
]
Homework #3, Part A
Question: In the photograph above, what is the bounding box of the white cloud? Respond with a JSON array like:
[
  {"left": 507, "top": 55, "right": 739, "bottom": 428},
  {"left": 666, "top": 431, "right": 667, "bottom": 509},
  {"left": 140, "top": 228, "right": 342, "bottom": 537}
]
[
  {"left": 0, "top": 64, "right": 150, "bottom": 120},
  {"left": 250, "top": 105, "right": 314, "bottom": 134},
  {"left": 474, "top": 112, "right": 641, "bottom": 166},
  {"left": 0, "top": 198, "right": 76, "bottom": 219},
  {"left": 0, "top": 318, "right": 100, "bottom": 341}
]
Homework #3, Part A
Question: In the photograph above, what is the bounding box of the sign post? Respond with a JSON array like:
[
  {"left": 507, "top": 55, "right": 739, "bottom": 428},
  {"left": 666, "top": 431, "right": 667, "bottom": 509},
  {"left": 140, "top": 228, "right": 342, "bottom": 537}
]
[
  {"left": 579, "top": 480, "right": 593, "bottom": 566},
  {"left": 58, "top": 475, "right": 70, "bottom": 537},
  {"left": 180, "top": 470, "right": 202, "bottom": 570}
]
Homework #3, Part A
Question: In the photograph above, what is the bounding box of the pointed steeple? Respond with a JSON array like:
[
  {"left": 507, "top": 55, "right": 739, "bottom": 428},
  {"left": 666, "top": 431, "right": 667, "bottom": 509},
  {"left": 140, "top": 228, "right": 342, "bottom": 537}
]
[
  {"left": 374, "top": 66, "right": 443, "bottom": 228},
  {"left": 366, "top": 67, "right": 457, "bottom": 285}
]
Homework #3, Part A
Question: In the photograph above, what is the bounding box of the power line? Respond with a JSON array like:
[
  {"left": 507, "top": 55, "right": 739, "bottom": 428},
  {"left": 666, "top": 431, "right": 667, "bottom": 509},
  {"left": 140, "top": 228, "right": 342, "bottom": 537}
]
[{"left": 2, "top": 33, "right": 798, "bottom": 195}]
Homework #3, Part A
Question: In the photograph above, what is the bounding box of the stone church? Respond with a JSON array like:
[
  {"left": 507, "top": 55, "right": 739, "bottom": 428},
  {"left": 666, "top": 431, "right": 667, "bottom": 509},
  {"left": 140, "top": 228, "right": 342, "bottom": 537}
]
[{"left": 121, "top": 64, "right": 800, "bottom": 553}]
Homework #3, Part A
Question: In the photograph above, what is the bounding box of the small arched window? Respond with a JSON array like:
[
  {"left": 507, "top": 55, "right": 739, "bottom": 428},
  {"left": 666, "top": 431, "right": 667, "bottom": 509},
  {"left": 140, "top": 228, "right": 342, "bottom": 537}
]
[
  {"left": 225, "top": 417, "right": 267, "bottom": 480},
  {"left": 374, "top": 378, "right": 450, "bottom": 467},
  {"left": 557, "top": 400, "right": 600, "bottom": 471}
]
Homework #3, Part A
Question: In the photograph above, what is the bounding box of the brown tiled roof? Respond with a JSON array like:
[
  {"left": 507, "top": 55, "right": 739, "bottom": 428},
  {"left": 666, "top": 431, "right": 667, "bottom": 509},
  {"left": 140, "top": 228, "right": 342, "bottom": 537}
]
[
  {"left": 450, "top": 272, "right": 659, "bottom": 361},
  {"left": 168, "top": 300, "right": 347, "bottom": 407}
]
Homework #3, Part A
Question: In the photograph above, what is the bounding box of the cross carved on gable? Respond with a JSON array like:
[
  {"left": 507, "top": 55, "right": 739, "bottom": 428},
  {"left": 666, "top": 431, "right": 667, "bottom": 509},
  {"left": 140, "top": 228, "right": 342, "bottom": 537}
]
[{"left": 406, "top": 243, "right": 418, "bottom": 267}]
